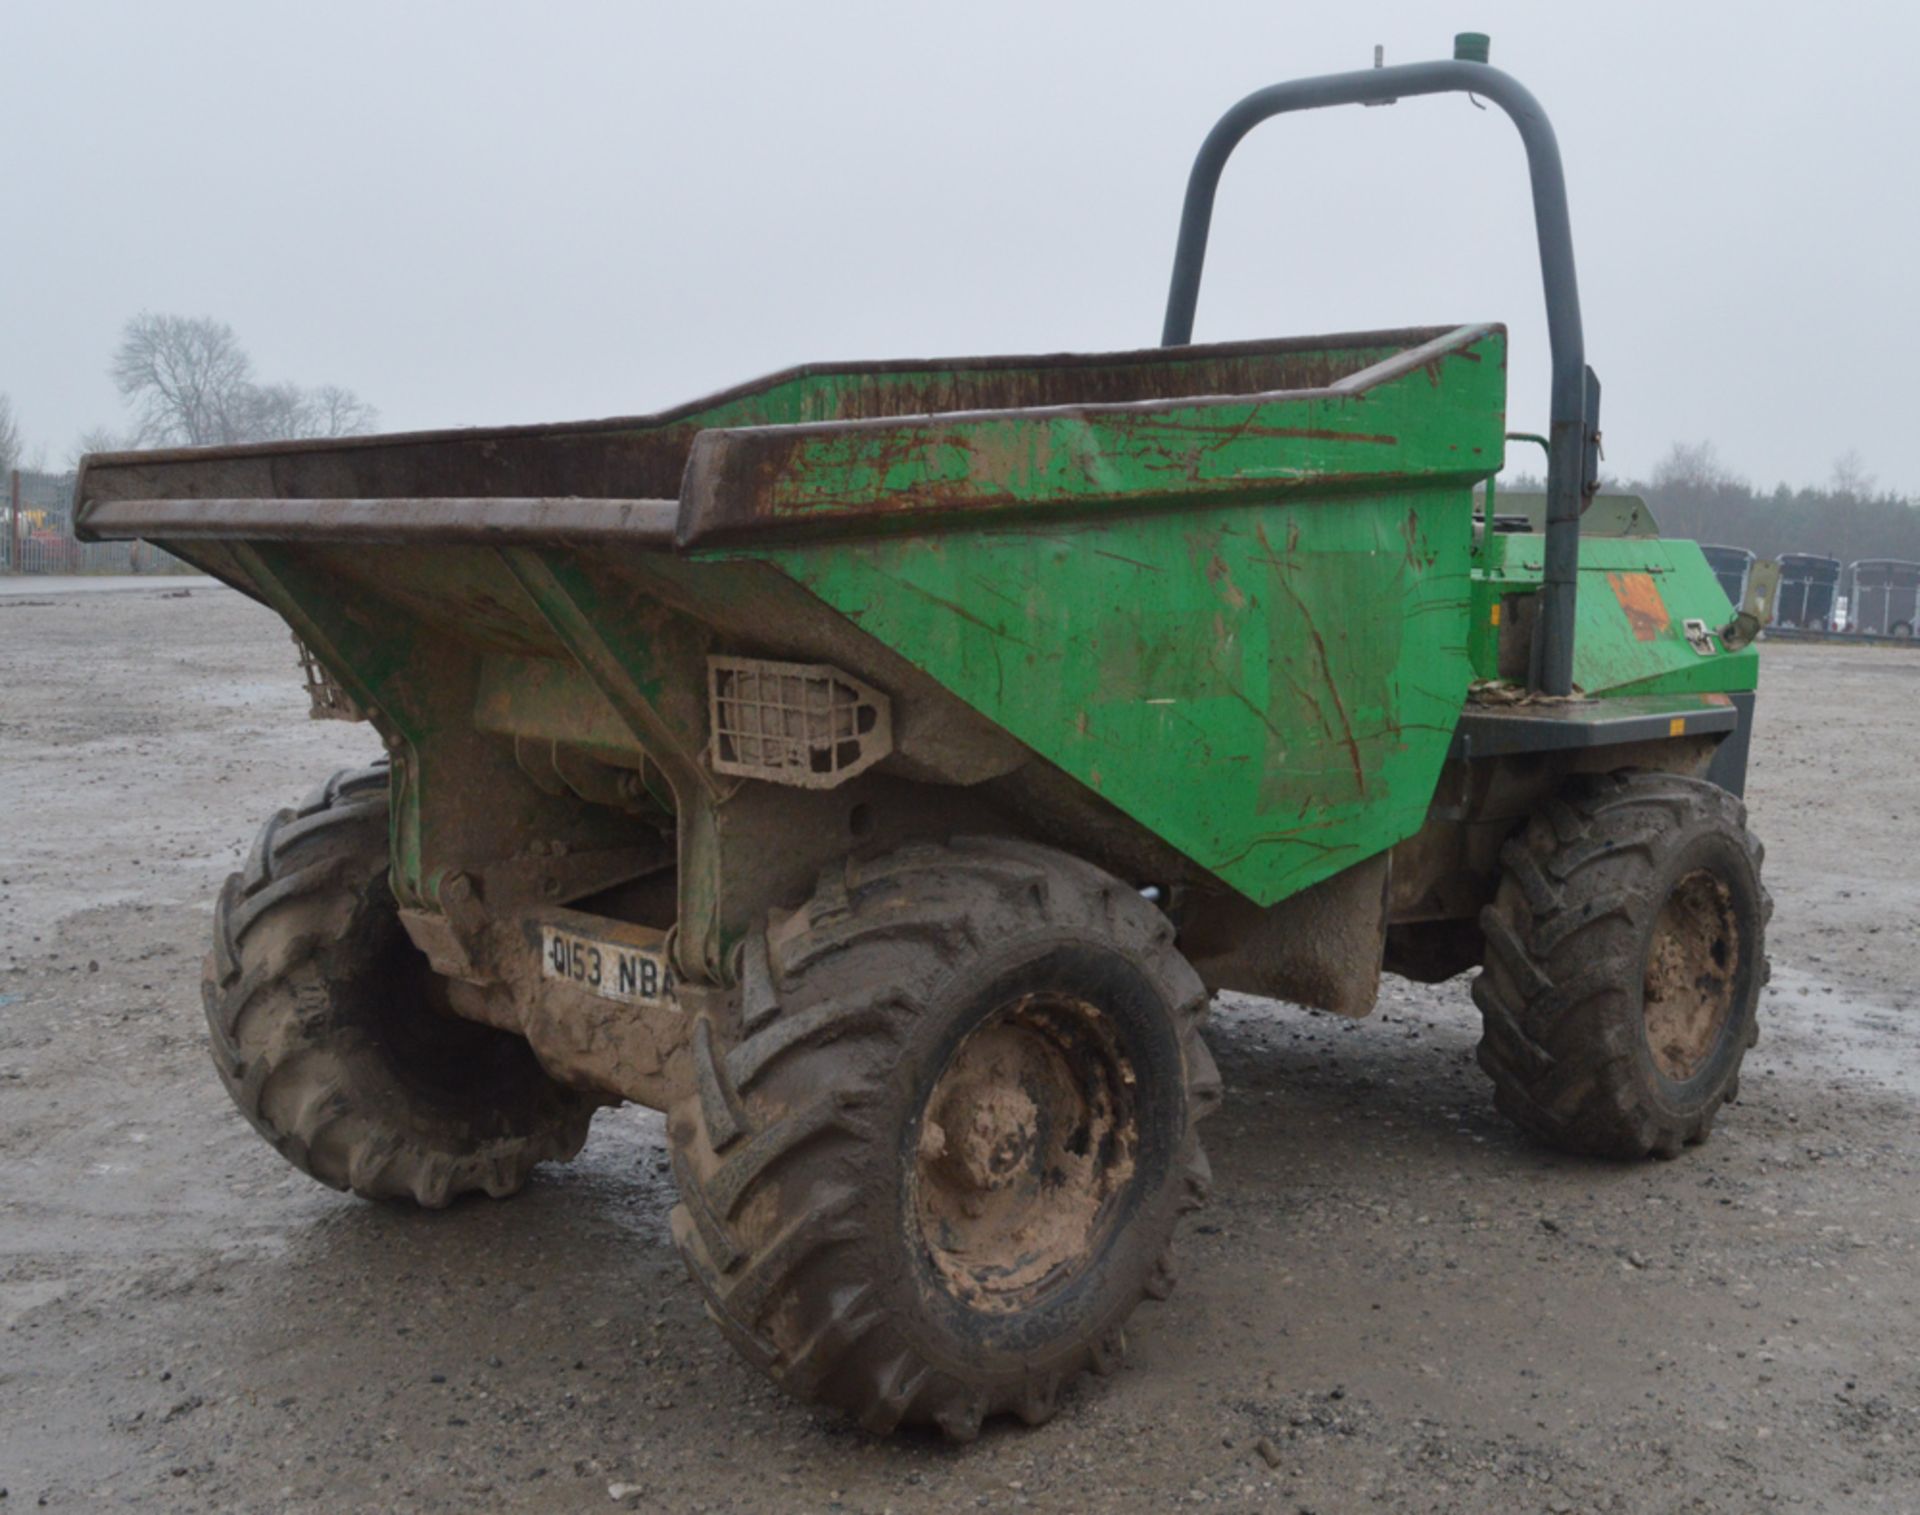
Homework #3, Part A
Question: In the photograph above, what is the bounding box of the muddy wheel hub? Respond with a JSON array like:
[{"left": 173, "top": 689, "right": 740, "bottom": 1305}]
[
  {"left": 1643, "top": 868, "right": 1740, "bottom": 1082},
  {"left": 912, "top": 993, "right": 1137, "bottom": 1314}
]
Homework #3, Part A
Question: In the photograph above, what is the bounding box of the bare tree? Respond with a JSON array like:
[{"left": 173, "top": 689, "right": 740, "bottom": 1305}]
[
  {"left": 236, "top": 381, "right": 317, "bottom": 443},
  {"left": 0, "top": 392, "right": 20, "bottom": 476},
  {"left": 111, "top": 313, "right": 257, "bottom": 446},
  {"left": 70, "top": 425, "right": 133, "bottom": 468},
  {"left": 311, "top": 384, "right": 379, "bottom": 438},
  {"left": 108, "top": 313, "right": 380, "bottom": 447},
  {"left": 235, "top": 381, "right": 380, "bottom": 441},
  {"left": 1828, "top": 448, "right": 1875, "bottom": 501},
  {"left": 1651, "top": 439, "right": 1739, "bottom": 492}
]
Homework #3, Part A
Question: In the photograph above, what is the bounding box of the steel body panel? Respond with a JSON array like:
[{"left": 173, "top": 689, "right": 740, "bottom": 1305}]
[
  {"left": 1469, "top": 533, "right": 1759, "bottom": 697},
  {"left": 740, "top": 485, "right": 1478, "bottom": 906},
  {"left": 684, "top": 329, "right": 1507, "bottom": 907}
]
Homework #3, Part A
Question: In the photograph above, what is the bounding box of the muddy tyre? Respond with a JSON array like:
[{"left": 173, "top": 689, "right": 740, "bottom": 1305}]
[
  {"left": 1473, "top": 771, "right": 1770, "bottom": 1159},
  {"left": 204, "top": 764, "right": 595, "bottom": 1205},
  {"left": 669, "top": 838, "right": 1218, "bottom": 1439}
]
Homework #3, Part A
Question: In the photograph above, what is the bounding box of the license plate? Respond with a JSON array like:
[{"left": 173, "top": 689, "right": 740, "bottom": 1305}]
[{"left": 539, "top": 924, "right": 677, "bottom": 1006}]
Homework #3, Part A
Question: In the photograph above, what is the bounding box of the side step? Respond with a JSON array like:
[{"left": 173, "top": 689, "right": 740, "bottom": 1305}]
[
  {"left": 1450, "top": 691, "right": 1751, "bottom": 795},
  {"left": 1450, "top": 693, "right": 1738, "bottom": 759}
]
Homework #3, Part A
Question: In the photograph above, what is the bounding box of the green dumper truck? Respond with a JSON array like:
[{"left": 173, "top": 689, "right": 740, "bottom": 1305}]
[{"left": 76, "top": 35, "right": 1767, "bottom": 1440}]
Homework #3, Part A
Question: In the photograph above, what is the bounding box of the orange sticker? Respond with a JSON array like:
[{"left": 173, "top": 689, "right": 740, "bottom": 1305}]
[{"left": 1607, "top": 572, "right": 1671, "bottom": 641}]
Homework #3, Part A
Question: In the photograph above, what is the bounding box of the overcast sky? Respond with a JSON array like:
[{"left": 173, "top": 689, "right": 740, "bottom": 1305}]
[{"left": 5, "top": 1, "right": 1916, "bottom": 494}]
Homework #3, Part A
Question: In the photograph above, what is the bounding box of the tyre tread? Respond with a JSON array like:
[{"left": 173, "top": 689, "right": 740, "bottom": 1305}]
[
  {"left": 203, "top": 762, "right": 593, "bottom": 1207},
  {"left": 1472, "top": 771, "right": 1769, "bottom": 1158},
  {"left": 668, "top": 836, "right": 1215, "bottom": 1438}
]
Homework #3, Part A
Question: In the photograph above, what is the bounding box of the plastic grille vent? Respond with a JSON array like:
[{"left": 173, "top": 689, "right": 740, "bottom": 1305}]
[{"left": 708, "top": 657, "right": 891, "bottom": 788}]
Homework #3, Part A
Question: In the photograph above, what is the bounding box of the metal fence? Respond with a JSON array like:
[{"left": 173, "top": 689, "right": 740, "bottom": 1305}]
[{"left": 2, "top": 468, "right": 197, "bottom": 575}]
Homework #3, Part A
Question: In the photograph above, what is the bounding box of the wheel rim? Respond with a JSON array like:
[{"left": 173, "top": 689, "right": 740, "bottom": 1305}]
[
  {"left": 1642, "top": 869, "right": 1740, "bottom": 1082},
  {"left": 910, "top": 992, "right": 1138, "bottom": 1315}
]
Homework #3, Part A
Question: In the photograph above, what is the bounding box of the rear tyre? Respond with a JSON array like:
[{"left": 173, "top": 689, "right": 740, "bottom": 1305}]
[
  {"left": 668, "top": 838, "right": 1218, "bottom": 1439},
  {"left": 204, "top": 764, "right": 595, "bottom": 1206},
  {"left": 1472, "top": 772, "right": 1770, "bottom": 1159},
  {"left": 1891, "top": 620, "right": 1914, "bottom": 638}
]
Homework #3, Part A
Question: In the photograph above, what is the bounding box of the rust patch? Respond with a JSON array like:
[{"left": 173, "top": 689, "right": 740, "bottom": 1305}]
[
  {"left": 1607, "top": 571, "right": 1672, "bottom": 641},
  {"left": 1398, "top": 507, "right": 1435, "bottom": 572},
  {"left": 1206, "top": 550, "right": 1247, "bottom": 609}
]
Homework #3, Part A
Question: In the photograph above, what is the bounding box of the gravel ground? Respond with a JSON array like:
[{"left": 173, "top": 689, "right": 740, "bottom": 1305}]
[{"left": 2, "top": 583, "right": 1916, "bottom": 1513}]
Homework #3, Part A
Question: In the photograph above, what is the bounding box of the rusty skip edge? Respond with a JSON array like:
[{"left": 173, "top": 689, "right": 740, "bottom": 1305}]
[
  {"left": 76, "top": 496, "right": 681, "bottom": 546},
  {"left": 676, "top": 322, "right": 1500, "bottom": 547},
  {"left": 73, "top": 322, "right": 1498, "bottom": 549},
  {"left": 77, "top": 320, "right": 1478, "bottom": 484}
]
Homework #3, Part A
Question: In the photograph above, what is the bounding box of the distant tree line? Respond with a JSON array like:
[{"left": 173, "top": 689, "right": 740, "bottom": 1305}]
[{"left": 1509, "top": 440, "right": 1920, "bottom": 565}]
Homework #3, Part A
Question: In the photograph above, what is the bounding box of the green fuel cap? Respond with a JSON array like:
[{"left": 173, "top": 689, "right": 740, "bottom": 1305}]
[{"left": 1454, "top": 32, "right": 1491, "bottom": 63}]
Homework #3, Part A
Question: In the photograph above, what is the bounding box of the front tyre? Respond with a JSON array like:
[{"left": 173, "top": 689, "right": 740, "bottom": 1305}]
[
  {"left": 204, "top": 765, "right": 596, "bottom": 1206},
  {"left": 668, "top": 838, "right": 1218, "bottom": 1439},
  {"left": 1473, "top": 771, "right": 1770, "bottom": 1158}
]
